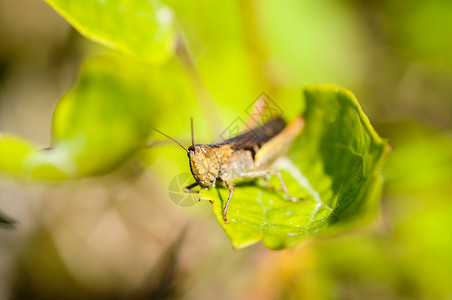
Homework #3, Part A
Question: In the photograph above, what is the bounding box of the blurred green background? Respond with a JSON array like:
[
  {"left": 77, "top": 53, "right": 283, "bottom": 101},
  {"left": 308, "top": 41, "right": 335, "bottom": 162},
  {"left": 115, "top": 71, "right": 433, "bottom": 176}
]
[{"left": 0, "top": 0, "right": 451, "bottom": 299}]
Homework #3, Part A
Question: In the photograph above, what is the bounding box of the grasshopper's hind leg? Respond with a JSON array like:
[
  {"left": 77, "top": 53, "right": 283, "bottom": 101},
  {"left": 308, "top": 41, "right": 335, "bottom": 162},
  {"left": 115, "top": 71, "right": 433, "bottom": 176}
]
[
  {"left": 275, "top": 171, "right": 299, "bottom": 202},
  {"left": 241, "top": 170, "right": 301, "bottom": 202}
]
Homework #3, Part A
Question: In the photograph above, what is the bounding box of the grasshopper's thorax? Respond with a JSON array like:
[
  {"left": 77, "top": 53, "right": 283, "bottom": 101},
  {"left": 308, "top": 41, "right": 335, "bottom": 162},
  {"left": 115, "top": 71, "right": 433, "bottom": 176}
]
[{"left": 188, "top": 144, "right": 221, "bottom": 188}]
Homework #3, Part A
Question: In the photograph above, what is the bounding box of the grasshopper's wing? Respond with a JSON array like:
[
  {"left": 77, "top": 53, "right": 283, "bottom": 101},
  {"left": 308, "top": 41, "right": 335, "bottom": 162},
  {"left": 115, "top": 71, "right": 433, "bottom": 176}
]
[
  {"left": 254, "top": 117, "right": 304, "bottom": 169},
  {"left": 223, "top": 117, "right": 286, "bottom": 150}
]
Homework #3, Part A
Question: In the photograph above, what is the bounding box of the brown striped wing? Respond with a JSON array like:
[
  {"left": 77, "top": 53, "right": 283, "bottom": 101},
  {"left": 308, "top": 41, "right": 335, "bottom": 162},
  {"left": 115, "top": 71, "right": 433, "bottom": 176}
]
[{"left": 213, "top": 117, "right": 286, "bottom": 150}]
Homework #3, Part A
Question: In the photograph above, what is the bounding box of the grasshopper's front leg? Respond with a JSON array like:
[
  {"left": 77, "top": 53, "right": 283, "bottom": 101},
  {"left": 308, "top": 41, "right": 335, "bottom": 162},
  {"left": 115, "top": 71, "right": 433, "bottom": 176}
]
[
  {"left": 223, "top": 180, "right": 235, "bottom": 224},
  {"left": 183, "top": 182, "right": 199, "bottom": 193},
  {"left": 183, "top": 182, "right": 213, "bottom": 203},
  {"left": 184, "top": 180, "right": 234, "bottom": 222}
]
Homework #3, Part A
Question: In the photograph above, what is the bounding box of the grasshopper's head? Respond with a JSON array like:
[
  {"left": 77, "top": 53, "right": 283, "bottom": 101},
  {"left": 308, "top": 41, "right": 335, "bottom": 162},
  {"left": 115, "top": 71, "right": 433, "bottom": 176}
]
[
  {"left": 188, "top": 145, "right": 220, "bottom": 188},
  {"left": 153, "top": 119, "right": 220, "bottom": 188}
]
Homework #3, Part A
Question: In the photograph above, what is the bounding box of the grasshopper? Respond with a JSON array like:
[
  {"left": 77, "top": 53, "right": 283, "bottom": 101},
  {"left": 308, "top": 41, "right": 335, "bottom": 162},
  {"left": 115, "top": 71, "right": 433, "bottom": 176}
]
[{"left": 154, "top": 115, "right": 304, "bottom": 224}]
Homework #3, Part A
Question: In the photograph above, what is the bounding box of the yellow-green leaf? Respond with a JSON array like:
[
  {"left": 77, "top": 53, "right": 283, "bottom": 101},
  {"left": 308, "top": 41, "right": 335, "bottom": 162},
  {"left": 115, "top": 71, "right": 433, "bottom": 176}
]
[{"left": 45, "top": 0, "right": 176, "bottom": 63}]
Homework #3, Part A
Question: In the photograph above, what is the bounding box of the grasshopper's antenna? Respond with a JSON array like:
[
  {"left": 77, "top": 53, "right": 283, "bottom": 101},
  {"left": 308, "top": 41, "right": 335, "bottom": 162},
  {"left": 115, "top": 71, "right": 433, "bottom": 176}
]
[
  {"left": 190, "top": 118, "right": 195, "bottom": 150},
  {"left": 153, "top": 128, "right": 189, "bottom": 153}
]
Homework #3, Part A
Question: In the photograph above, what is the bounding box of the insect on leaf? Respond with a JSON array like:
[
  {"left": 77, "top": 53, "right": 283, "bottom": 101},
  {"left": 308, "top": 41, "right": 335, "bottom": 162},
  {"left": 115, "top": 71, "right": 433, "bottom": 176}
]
[{"left": 202, "top": 84, "right": 391, "bottom": 249}]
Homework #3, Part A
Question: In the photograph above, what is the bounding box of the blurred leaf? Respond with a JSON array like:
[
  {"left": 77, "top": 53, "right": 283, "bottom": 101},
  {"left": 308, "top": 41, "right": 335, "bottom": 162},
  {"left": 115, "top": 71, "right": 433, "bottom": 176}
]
[
  {"left": 0, "top": 55, "right": 157, "bottom": 180},
  {"left": 0, "top": 134, "right": 38, "bottom": 177},
  {"left": 161, "top": 0, "right": 214, "bottom": 12},
  {"left": 175, "top": 0, "right": 268, "bottom": 121},
  {"left": 385, "top": 0, "right": 452, "bottom": 65},
  {"left": 51, "top": 55, "right": 157, "bottom": 176},
  {"left": 201, "top": 85, "right": 390, "bottom": 249},
  {"left": 383, "top": 122, "right": 452, "bottom": 198},
  {"left": 44, "top": 0, "right": 176, "bottom": 63},
  {"left": 257, "top": 0, "right": 369, "bottom": 87}
]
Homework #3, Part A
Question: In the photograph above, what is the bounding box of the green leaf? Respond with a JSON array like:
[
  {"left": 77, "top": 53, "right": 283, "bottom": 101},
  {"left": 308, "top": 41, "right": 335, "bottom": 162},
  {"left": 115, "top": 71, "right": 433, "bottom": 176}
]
[
  {"left": 0, "top": 55, "right": 157, "bottom": 180},
  {"left": 203, "top": 84, "right": 390, "bottom": 249},
  {"left": 45, "top": 0, "right": 176, "bottom": 63}
]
